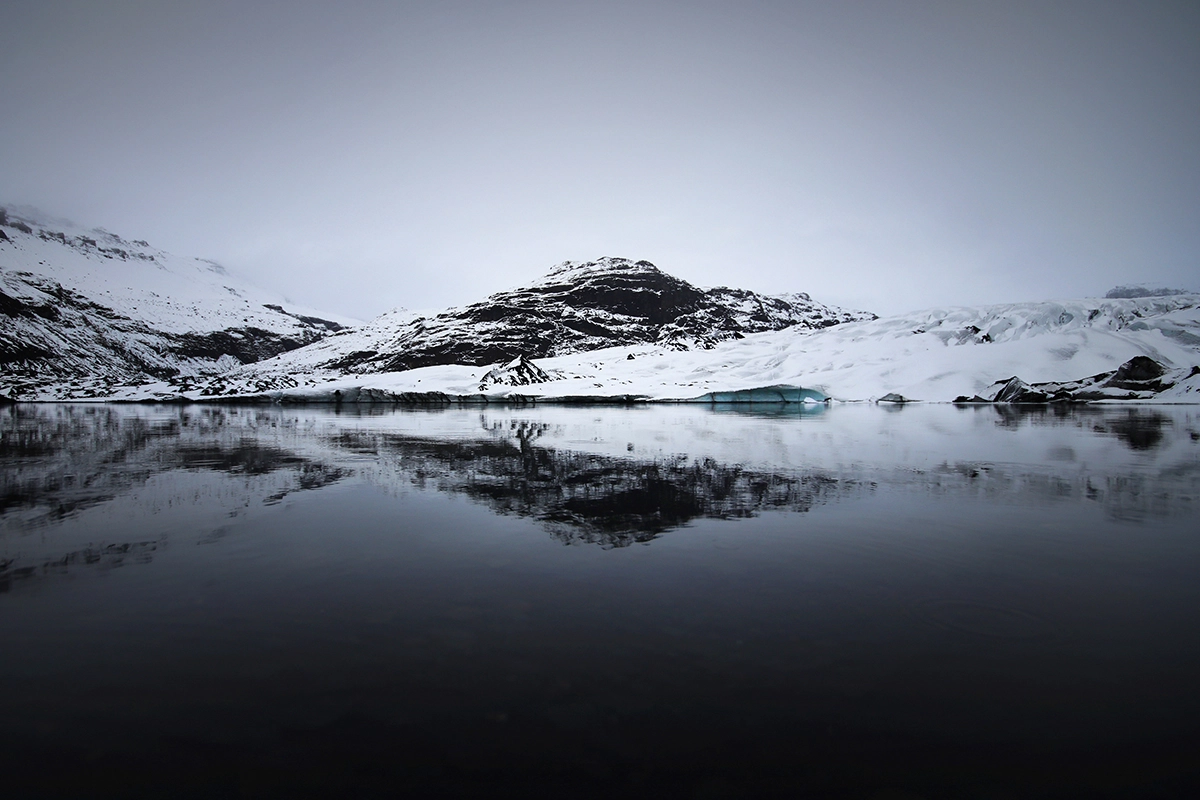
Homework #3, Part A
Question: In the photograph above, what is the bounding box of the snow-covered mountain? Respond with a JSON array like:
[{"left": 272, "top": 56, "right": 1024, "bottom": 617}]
[
  {"left": 296, "top": 256, "right": 873, "bottom": 374},
  {"left": 5, "top": 205, "right": 1198, "bottom": 404},
  {"left": 157, "top": 293, "right": 1200, "bottom": 404},
  {"left": 0, "top": 206, "right": 354, "bottom": 399},
  {"left": 0, "top": 219, "right": 872, "bottom": 401}
]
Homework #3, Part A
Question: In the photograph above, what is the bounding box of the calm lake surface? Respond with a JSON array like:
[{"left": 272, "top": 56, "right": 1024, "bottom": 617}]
[{"left": 1, "top": 403, "right": 1198, "bottom": 798}]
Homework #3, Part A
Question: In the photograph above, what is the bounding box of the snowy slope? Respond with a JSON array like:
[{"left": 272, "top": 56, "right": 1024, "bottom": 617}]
[
  {"left": 259, "top": 257, "right": 874, "bottom": 375},
  {"left": 0, "top": 206, "right": 355, "bottom": 398},
  {"left": 155, "top": 293, "right": 1200, "bottom": 404},
  {"left": 0, "top": 206, "right": 354, "bottom": 333}
]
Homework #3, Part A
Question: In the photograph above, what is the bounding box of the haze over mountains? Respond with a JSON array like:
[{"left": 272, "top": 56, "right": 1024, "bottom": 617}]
[{"left": 2, "top": 206, "right": 1198, "bottom": 404}]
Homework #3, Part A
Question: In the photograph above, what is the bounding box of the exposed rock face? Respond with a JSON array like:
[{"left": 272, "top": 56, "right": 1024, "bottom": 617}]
[
  {"left": 977, "top": 357, "right": 1197, "bottom": 403},
  {"left": 319, "top": 257, "right": 874, "bottom": 373},
  {"left": 478, "top": 355, "right": 553, "bottom": 391},
  {"left": 1103, "top": 355, "right": 1167, "bottom": 389},
  {"left": 991, "top": 377, "right": 1049, "bottom": 404}
]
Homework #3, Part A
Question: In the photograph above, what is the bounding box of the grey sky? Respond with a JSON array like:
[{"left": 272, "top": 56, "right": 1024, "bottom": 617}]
[{"left": 3, "top": 1, "right": 1197, "bottom": 320}]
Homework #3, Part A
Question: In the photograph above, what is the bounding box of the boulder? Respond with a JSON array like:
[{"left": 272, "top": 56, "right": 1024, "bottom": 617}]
[
  {"left": 478, "top": 355, "right": 553, "bottom": 390},
  {"left": 991, "top": 377, "right": 1048, "bottom": 404}
]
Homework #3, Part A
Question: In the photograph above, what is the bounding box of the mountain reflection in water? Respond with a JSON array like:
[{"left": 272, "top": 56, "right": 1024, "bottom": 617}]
[
  {"left": 0, "top": 401, "right": 1194, "bottom": 588},
  {"left": 1, "top": 402, "right": 1198, "bottom": 796},
  {"left": 2, "top": 403, "right": 1197, "bottom": 542},
  {"left": 330, "top": 424, "right": 855, "bottom": 547},
  {"left": 1, "top": 405, "right": 347, "bottom": 530},
  {"left": 989, "top": 403, "right": 1174, "bottom": 450}
]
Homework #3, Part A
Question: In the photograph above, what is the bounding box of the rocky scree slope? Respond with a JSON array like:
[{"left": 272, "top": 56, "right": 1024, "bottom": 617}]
[
  {"left": 275, "top": 257, "right": 874, "bottom": 376},
  {"left": 0, "top": 206, "right": 349, "bottom": 399}
]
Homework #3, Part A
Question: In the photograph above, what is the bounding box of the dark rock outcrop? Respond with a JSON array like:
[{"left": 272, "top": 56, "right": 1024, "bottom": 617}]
[
  {"left": 1101, "top": 355, "right": 1167, "bottom": 390},
  {"left": 318, "top": 258, "right": 874, "bottom": 374},
  {"left": 991, "top": 377, "right": 1049, "bottom": 403},
  {"left": 478, "top": 355, "right": 553, "bottom": 391},
  {"left": 980, "top": 357, "right": 1192, "bottom": 404}
]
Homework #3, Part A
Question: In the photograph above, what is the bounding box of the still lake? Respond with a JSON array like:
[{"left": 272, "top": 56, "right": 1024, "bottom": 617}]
[{"left": 1, "top": 402, "right": 1198, "bottom": 797}]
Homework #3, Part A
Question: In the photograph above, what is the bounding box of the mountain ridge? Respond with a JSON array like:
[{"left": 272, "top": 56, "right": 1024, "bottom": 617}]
[
  {"left": 2, "top": 209, "right": 874, "bottom": 400},
  {"left": 0, "top": 206, "right": 352, "bottom": 398},
  {"left": 309, "top": 256, "right": 875, "bottom": 374}
]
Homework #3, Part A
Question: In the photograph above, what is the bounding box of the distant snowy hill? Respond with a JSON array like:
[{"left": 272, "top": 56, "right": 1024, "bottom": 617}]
[
  {"left": 0, "top": 206, "right": 354, "bottom": 398},
  {"left": 293, "top": 256, "right": 874, "bottom": 374},
  {"left": 158, "top": 293, "right": 1200, "bottom": 404},
  {"left": 6, "top": 207, "right": 1198, "bottom": 405}
]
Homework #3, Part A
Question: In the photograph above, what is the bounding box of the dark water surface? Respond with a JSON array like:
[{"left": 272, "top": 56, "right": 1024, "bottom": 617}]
[{"left": 1, "top": 403, "right": 1198, "bottom": 798}]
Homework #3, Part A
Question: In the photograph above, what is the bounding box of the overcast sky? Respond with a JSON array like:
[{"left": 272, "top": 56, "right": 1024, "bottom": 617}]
[{"left": 3, "top": 1, "right": 1197, "bottom": 320}]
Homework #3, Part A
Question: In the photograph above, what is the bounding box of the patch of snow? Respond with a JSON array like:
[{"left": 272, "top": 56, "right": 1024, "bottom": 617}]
[{"left": 187, "top": 294, "right": 1200, "bottom": 404}]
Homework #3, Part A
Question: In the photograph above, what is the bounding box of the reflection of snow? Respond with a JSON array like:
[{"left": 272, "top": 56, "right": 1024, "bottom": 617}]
[
  {"left": 0, "top": 405, "right": 350, "bottom": 533},
  {"left": 3, "top": 404, "right": 1195, "bottom": 564},
  {"left": 331, "top": 428, "right": 859, "bottom": 547}
]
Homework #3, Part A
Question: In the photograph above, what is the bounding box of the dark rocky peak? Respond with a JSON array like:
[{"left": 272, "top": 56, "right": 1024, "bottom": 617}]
[
  {"left": 520, "top": 257, "right": 706, "bottom": 324},
  {"left": 1107, "top": 355, "right": 1166, "bottom": 384},
  {"left": 318, "top": 256, "right": 873, "bottom": 373}
]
